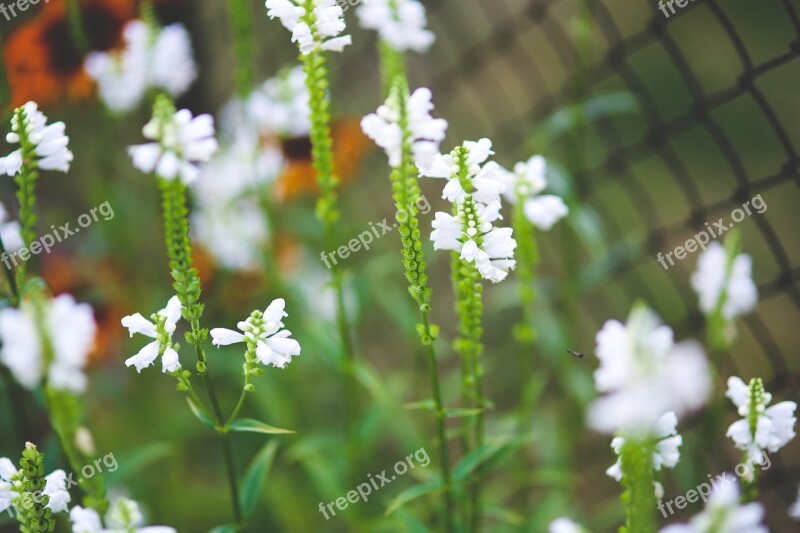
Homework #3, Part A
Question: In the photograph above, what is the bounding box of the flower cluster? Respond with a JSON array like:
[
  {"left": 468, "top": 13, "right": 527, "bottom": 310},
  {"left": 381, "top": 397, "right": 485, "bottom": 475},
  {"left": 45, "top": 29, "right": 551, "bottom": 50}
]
[
  {"left": 423, "top": 139, "right": 517, "bottom": 283},
  {"left": 0, "top": 294, "right": 96, "bottom": 393},
  {"left": 606, "top": 411, "right": 682, "bottom": 483},
  {"left": 356, "top": 0, "right": 435, "bottom": 53},
  {"left": 725, "top": 376, "right": 797, "bottom": 463},
  {"left": 0, "top": 101, "right": 74, "bottom": 176},
  {"left": 589, "top": 305, "right": 711, "bottom": 435},
  {"left": 121, "top": 296, "right": 183, "bottom": 373},
  {"left": 71, "top": 497, "right": 176, "bottom": 533},
  {"left": 659, "top": 483, "right": 766, "bottom": 533},
  {"left": 691, "top": 241, "right": 757, "bottom": 321},
  {"left": 496, "top": 155, "right": 569, "bottom": 230},
  {"left": 85, "top": 20, "right": 198, "bottom": 113},
  {"left": 361, "top": 86, "right": 448, "bottom": 168},
  {"left": 265, "top": 0, "right": 352, "bottom": 55},
  {"left": 0, "top": 455, "right": 71, "bottom": 517},
  {"left": 210, "top": 298, "right": 301, "bottom": 369},
  {"left": 128, "top": 97, "right": 219, "bottom": 185},
  {"left": 247, "top": 66, "right": 311, "bottom": 138}
]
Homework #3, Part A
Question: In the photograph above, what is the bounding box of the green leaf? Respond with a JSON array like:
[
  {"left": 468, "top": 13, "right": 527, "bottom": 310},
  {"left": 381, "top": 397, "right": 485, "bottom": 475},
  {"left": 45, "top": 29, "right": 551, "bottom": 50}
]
[
  {"left": 186, "top": 397, "right": 215, "bottom": 429},
  {"left": 240, "top": 441, "right": 279, "bottom": 520},
  {"left": 208, "top": 526, "right": 237, "bottom": 533},
  {"left": 384, "top": 480, "right": 442, "bottom": 516},
  {"left": 229, "top": 418, "right": 294, "bottom": 435},
  {"left": 484, "top": 505, "right": 524, "bottom": 526},
  {"left": 453, "top": 435, "right": 532, "bottom": 482},
  {"left": 403, "top": 399, "right": 435, "bottom": 411}
]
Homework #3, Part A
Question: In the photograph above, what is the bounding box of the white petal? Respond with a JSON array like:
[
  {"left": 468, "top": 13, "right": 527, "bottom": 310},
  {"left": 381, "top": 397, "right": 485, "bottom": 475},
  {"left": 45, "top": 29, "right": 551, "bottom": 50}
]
[
  {"left": 125, "top": 341, "right": 160, "bottom": 373},
  {"left": 121, "top": 313, "right": 157, "bottom": 338},
  {"left": 210, "top": 328, "right": 245, "bottom": 347}
]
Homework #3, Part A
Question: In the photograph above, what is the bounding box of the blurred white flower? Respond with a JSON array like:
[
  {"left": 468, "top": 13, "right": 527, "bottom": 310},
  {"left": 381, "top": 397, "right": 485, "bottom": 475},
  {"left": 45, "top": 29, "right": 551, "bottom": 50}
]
[
  {"left": 0, "top": 203, "right": 23, "bottom": 251},
  {"left": 210, "top": 298, "right": 301, "bottom": 368},
  {"left": 128, "top": 106, "right": 218, "bottom": 185},
  {"left": 589, "top": 305, "right": 711, "bottom": 435},
  {"left": 725, "top": 376, "right": 796, "bottom": 462},
  {"left": 192, "top": 198, "right": 270, "bottom": 271},
  {"left": 549, "top": 517, "right": 585, "bottom": 533},
  {"left": 0, "top": 459, "right": 70, "bottom": 515},
  {"left": 691, "top": 241, "right": 757, "bottom": 321},
  {"left": 497, "top": 155, "right": 568, "bottom": 230},
  {"left": 243, "top": 66, "right": 311, "bottom": 138},
  {"left": 356, "top": 0, "right": 435, "bottom": 52},
  {"left": 121, "top": 296, "right": 182, "bottom": 373},
  {"left": 0, "top": 295, "right": 96, "bottom": 393},
  {"left": 1, "top": 101, "right": 74, "bottom": 175},
  {"left": 85, "top": 20, "right": 197, "bottom": 113},
  {"left": 606, "top": 412, "right": 682, "bottom": 481},
  {"left": 659, "top": 482, "right": 766, "bottom": 533},
  {"left": 361, "top": 86, "right": 448, "bottom": 168},
  {"left": 790, "top": 485, "right": 800, "bottom": 520},
  {"left": 266, "top": 0, "right": 352, "bottom": 55},
  {"left": 71, "top": 497, "right": 176, "bottom": 533}
]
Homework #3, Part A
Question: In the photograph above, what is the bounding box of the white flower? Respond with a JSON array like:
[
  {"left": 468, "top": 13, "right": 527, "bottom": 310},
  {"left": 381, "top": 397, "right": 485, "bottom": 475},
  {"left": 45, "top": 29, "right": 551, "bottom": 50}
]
[
  {"left": 193, "top": 197, "right": 271, "bottom": 271},
  {"left": 659, "top": 482, "right": 766, "bottom": 533},
  {"left": 43, "top": 469, "right": 70, "bottom": 513},
  {"left": 85, "top": 20, "right": 197, "bottom": 113},
  {"left": 691, "top": 241, "right": 757, "bottom": 321},
  {"left": 150, "top": 24, "right": 197, "bottom": 98},
  {"left": 121, "top": 296, "right": 183, "bottom": 373},
  {"left": 242, "top": 66, "right": 311, "bottom": 138},
  {"left": 357, "top": 0, "right": 435, "bottom": 52},
  {"left": 0, "top": 457, "right": 19, "bottom": 515},
  {"left": 790, "top": 485, "right": 800, "bottom": 520},
  {"left": 496, "top": 155, "right": 568, "bottom": 230},
  {"left": 0, "top": 295, "right": 96, "bottom": 393},
  {"left": 266, "top": 0, "right": 351, "bottom": 55},
  {"left": 0, "top": 202, "right": 23, "bottom": 251},
  {"left": 419, "top": 139, "right": 505, "bottom": 204},
  {"left": 361, "top": 86, "right": 448, "bottom": 168},
  {"left": 431, "top": 199, "right": 516, "bottom": 283},
  {"left": 210, "top": 299, "right": 301, "bottom": 368},
  {"left": 128, "top": 105, "right": 218, "bottom": 185},
  {"left": 725, "top": 376, "right": 796, "bottom": 462},
  {"left": 589, "top": 305, "right": 711, "bottom": 435},
  {"left": 84, "top": 21, "right": 150, "bottom": 113},
  {"left": 71, "top": 497, "right": 176, "bottom": 533},
  {"left": 1, "top": 101, "right": 74, "bottom": 174},
  {"left": 549, "top": 517, "right": 586, "bottom": 533},
  {"left": 606, "top": 412, "right": 682, "bottom": 481}
]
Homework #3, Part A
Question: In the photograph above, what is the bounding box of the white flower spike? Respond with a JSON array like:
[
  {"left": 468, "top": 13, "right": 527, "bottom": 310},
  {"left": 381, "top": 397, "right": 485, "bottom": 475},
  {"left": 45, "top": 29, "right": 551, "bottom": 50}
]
[
  {"left": 0, "top": 101, "right": 74, "bottom": 175},
  {"left": 128, "top": 97, "right": 218, "bottom": 185},
  {"left": 0, "top": 295, "right": 96, "bottom": 393},
  {"left": 659, "top": 482, "right": 766, "bottom": 533},
  {"left": 265, "top": 0, "right": 352, "bottom": 55},
  {"left": 497, "top": 155, "right": 569, "bottom": 230},
  {"left": 589, "top": 305, "right": 711, "bottom": 435},
  {"left": 210, "top": 298, "right": 301, "bottom": 369},
  {"left": 725, "top": 376, "right": 796, "bottom": 463},
  {"left": 356, "top": 0, "right": 435, "bottom": 53},
  {"left": 121, "top": 296, "right": 183, "bottom": 373}
]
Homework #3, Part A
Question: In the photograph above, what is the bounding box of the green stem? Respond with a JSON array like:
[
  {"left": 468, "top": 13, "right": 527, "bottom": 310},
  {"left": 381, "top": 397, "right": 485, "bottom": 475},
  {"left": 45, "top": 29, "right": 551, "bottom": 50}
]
[
  {"left": 66, "top": 0, "right": 89, "bottom": 52},
  {"left": 299, "top": 41, "right": 357, "bottom": 443},
  {"left": 226, "top": 0, "right": 254, "bottom": 95},
  {"left": 620, "top": 439, "right": 656, "bottom": 533},
  {"left": 158, "top": 177, "right": 243, "bottom": 527}
]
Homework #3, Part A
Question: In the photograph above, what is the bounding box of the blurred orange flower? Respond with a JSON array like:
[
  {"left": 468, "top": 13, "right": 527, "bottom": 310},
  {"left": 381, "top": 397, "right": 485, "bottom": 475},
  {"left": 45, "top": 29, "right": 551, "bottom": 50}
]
[{"left": 4, "top": 0, "right": 135, "bottom": 108}]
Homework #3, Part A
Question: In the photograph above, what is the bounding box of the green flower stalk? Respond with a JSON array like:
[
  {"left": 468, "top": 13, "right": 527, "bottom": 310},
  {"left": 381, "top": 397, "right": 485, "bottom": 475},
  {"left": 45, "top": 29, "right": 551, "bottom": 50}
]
[
  {"left": 364, "top": 77, "right": 455, "bottom": 531},
  {"left": 618, "top": 440, "right": 657, "bottom": 533},
  {"left": 226, "top": 0, "right": 254, "bottom": 95},
  {"left": 14, "top": 443, "right": 56, "bottom": 533}
]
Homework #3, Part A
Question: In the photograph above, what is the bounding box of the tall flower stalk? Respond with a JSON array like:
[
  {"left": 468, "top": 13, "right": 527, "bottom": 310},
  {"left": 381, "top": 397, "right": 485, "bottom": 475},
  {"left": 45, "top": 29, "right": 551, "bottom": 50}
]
[
  {"left": 361, "top": 79, "right": 454, "bottom": 531},
  {"left": 265, "top": 0, "right": 357, "bottom": 439}
]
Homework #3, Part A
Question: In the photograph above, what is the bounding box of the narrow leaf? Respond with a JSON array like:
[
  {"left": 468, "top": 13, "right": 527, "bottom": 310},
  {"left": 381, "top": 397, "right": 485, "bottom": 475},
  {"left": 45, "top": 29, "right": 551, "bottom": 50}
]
[
  {"left": 229, "top": 418, "right": 294, "bottom": 435},
  {"left": 240, "top": 441, "right": 280, "bottom": 519},
  {"left": 403, "top": 399, "right": 435, "bottom": 411},
  {"left": 186, "top": 397, "right": 215, "bottom": 429},
  {"left": 384, "top": 480, "right": 442, "bottom": 516},
  {"left": 444, "top": 408, "right": 483, "bottom": 419}
]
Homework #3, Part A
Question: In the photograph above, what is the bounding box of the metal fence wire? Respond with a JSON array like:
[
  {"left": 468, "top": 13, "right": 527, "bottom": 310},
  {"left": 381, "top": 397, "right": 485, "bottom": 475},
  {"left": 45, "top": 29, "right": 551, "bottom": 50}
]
[{"left": 339, "top": 0, "right": 800, "bottom": 526}]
